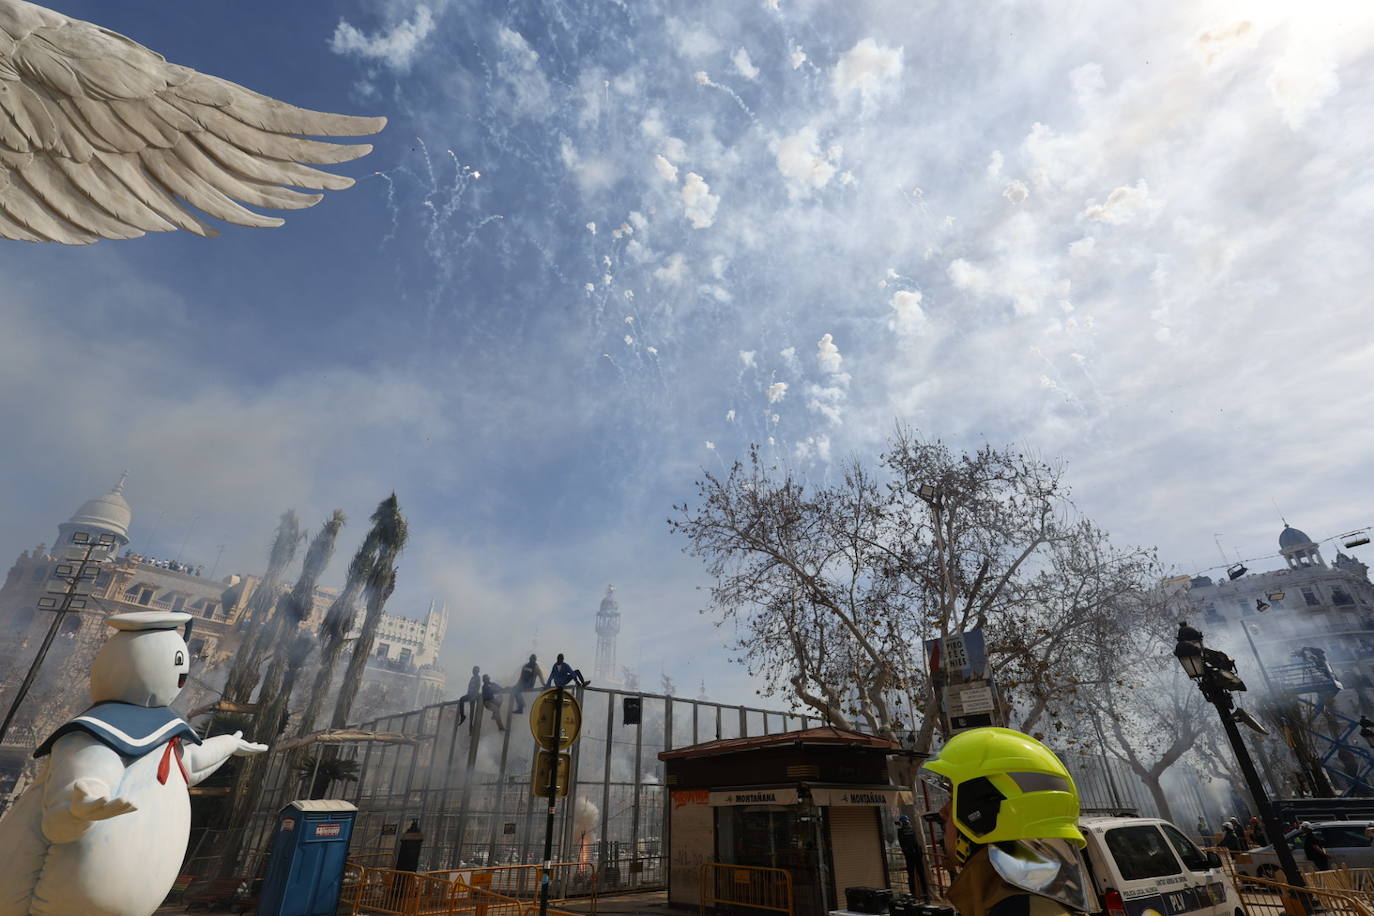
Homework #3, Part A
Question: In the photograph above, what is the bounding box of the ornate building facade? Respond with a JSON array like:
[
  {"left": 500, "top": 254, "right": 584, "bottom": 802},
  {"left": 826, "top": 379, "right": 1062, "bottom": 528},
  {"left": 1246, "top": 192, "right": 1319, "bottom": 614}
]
[
  {"left": 0, "top": 478, "right": 449, "bottom": 799},
  {"left": 1184, "top": 524, "right": 1374, "bottom": 714}
]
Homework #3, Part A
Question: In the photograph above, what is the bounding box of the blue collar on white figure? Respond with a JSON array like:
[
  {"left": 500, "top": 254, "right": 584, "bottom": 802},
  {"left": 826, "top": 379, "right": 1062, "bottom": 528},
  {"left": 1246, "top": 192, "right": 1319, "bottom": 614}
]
[{"left": 34, "top": 701, "right": 202, "bottom": 759}]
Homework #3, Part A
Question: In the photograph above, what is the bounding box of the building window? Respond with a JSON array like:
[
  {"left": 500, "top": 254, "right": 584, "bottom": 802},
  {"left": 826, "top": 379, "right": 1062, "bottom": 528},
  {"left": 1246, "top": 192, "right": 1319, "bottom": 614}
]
[
  {"left": 1237, "top": 599, "right": 1252, "bottom": 617},
  {"left": 203, "top": 602, "right": 218, "bottom": 619},
  {"left": 1302, "top": 587, "right": 1320, "bottom": 607},
  {"left": 30, "top": 565, "right": 47, "bottom": 582},
  {"left": 399, "top": 648, "right": 413, "bottom": 667},
  {"left": 189, "top": 638, "right": 205, "bottom": 658},
  {"left": 171, "top": 595, "right": 186, "bottom": 613},
  {"left": 1332, "top": 586, "right": 1354, "bottom": 606},
  {"left": 139, "top": 587, "right": 154, "bottom": 606},
  {"left": 376, "top": 643, "right": 390, "bottom": 659}
]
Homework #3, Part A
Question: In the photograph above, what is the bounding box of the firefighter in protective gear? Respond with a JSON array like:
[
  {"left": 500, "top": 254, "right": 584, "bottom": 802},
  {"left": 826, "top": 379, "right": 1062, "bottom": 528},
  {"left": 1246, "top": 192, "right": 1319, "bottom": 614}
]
[{"left": 922, "top": 727, "right": 1091, "bottom": 916}]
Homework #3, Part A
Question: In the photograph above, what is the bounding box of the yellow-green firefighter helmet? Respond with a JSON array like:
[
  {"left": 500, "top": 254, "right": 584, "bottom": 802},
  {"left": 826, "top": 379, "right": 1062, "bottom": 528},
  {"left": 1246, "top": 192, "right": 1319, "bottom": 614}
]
[{"left": 922, "top": 727, "right": 1084, "bottom": 849}]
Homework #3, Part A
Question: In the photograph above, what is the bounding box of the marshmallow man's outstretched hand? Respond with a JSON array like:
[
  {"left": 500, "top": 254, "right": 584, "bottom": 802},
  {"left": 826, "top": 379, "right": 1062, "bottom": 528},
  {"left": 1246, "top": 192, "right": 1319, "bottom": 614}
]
[
  {"left": 229, "top": 731, "right": 269, "bottom": 756},
  {"left": 69, "top": 778, "right": 137, "bottom": 821},
  {"left": 183, "top": 731, "right": 266, "bottom": 785}
]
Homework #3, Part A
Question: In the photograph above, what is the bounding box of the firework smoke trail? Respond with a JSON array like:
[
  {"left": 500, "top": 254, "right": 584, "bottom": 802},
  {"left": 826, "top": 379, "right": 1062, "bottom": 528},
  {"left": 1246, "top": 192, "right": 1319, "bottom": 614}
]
[
  {"left": 369, "top": 171, "right": 401, "bottom": 246},
  {"left": 694, "top": 71, "right": 757, "bottom": 123}
]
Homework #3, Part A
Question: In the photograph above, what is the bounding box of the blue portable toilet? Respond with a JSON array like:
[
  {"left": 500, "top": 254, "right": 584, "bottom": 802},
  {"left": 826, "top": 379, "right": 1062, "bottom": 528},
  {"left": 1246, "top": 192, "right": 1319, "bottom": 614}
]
[{"left": 257, "top": 799, "right": 359, "bottom": 916}]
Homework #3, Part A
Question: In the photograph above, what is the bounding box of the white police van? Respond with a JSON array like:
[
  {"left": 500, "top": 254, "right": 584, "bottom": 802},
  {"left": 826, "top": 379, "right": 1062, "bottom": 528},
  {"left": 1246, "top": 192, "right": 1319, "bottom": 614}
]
[{"left": 1077, "top": 817, "right": 1243, "bottom": 916}]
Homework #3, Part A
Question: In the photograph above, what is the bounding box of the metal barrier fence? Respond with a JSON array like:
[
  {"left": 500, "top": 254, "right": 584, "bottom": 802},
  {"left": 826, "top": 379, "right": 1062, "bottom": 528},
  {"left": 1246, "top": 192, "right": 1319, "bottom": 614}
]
[
  {"left": 424, "top": 862, "right": 596, "bottom": 904},
  {"left": 699, "top": 862, "right": 794, "bottom": 916},
  {"left": 1311, "top": 869, "right": 1374, "bottom": 896},
  {"left": 1231, "top": 871, "right": 1373, "bottom": 916},
  {"left": 345, "top": 866, "right": 602, "bottom": 916}
]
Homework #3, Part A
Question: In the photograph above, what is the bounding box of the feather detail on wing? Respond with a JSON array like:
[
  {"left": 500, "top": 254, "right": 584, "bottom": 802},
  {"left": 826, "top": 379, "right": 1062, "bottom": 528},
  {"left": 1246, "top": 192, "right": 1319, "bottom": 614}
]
[{"left": 0, "top": 0, "right": 385, "bottom": 243}]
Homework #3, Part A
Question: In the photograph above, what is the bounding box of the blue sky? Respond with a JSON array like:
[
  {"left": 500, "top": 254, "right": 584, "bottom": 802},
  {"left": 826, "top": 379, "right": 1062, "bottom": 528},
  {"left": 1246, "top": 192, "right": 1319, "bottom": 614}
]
[{"left": 2, "top": 0, "right": 1372, "bottom": 704}]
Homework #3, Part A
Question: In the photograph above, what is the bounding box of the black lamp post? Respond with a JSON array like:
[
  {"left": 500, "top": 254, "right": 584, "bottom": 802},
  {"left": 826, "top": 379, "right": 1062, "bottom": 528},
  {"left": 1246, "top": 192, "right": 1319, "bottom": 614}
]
[{"left": 1174, "top": 622, "right": 1309, "bottom": 902}]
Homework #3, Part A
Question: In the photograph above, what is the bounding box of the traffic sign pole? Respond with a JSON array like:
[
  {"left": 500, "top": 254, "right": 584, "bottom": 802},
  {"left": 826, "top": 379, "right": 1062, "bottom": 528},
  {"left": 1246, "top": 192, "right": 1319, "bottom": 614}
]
[{"left": 537, "top": 685, "right": 563, "bottom": 916}]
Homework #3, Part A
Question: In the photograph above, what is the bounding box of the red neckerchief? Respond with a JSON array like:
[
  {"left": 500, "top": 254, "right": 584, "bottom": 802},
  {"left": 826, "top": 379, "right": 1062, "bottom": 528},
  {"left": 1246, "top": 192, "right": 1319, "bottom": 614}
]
[{"left": 157, "top": 736, "right": 189, "bottom": 785}]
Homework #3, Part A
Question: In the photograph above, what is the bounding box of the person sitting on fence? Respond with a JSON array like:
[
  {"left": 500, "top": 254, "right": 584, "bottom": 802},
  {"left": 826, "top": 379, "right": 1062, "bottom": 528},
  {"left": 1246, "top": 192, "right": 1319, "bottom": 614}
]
[
  {"left": 546, "top": 653, "right": 589, "bottom": 689},
  {"left": 480, "top": 674, "right": 506, "bottom": 732},
  {"left": 456, "top": 666, "right": 481, "bottom": 724},
  {"left": 512, "top": 654, "right": 544, "bottom": 714}
]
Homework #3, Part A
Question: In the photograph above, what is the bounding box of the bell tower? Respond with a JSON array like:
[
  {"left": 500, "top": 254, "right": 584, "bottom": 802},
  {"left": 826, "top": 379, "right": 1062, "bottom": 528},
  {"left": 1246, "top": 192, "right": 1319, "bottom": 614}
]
[{"left": 594, "top": 585, "right": 620, "bottom": 684}]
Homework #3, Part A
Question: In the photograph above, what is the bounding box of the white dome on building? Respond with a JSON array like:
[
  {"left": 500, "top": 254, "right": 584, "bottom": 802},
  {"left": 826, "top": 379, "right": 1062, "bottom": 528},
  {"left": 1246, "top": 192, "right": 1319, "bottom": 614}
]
[{"left": 65, "top": 474, "right": 133, "bottom": 543}]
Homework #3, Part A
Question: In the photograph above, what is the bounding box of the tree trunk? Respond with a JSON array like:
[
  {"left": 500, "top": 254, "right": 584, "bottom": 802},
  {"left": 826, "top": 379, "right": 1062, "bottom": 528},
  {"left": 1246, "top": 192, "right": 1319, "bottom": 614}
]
[
  {"left": 1144, "top": 771, "right": 1175, "bottom": 822},
  {"left": 223, "top": 511, "right": 301, "bottom": 704},
  {"left": 331, "top": 568, "right": 395, "bottom": 729}
]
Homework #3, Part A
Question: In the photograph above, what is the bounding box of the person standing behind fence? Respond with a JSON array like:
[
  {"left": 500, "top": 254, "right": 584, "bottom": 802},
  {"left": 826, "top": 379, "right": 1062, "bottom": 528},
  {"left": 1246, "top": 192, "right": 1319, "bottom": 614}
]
[
  {"left": 457, "top": 666, "right": 481, "bottom": 724},
  {"left": 1219, "top": 819, "right": 1246, "bottom": 852},
  {"left": 1300, "top": 823, "right": 1330, "bottom": 871},
  {"left": 895, "top": 814, "right": 929, "bottom": 898},
  {"left": 512, "top": 654, "right": 544, "bottom": 714}
]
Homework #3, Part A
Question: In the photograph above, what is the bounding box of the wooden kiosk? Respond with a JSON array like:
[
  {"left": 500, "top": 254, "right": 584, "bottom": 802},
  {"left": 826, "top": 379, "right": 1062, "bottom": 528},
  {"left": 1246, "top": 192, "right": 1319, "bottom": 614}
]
[{"left": 659, "top": 727, "right": 909, "bottom": 916}]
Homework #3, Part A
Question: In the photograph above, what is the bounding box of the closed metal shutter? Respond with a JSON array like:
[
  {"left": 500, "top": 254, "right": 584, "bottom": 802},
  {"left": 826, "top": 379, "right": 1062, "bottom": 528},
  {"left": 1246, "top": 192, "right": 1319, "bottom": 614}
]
[{"left": 829, "top": 806, "right": 887, "bottom": 902}]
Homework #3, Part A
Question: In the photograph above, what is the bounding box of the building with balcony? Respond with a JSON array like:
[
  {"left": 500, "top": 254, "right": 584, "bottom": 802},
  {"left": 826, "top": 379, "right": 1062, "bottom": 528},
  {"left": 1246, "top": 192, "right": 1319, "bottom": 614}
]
[{"left": 1183, "top": 524, "right": 1374, "bottom": 715}]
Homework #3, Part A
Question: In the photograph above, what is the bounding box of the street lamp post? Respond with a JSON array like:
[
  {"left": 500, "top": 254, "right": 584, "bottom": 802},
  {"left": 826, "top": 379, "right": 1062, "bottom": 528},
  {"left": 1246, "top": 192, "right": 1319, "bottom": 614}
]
[
  {"left": 0, "top": 531, "right": 116, "bottom": 744},
  {"left": 1174, "top": 623, "right": 1309, "bottom": 909}
]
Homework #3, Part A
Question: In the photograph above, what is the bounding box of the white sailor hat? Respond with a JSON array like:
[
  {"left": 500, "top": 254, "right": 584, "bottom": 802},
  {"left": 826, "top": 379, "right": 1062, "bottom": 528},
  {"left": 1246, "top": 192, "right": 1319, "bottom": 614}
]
[{"left": 106, "top": 611, "right": 192, "bottom": 631}]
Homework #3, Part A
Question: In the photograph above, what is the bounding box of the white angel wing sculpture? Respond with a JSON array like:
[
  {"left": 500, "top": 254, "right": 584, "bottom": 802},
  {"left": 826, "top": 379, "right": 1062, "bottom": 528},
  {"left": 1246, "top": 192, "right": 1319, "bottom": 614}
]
[{"left": 0, "top": 0, "right": 386, "bottom": 243}]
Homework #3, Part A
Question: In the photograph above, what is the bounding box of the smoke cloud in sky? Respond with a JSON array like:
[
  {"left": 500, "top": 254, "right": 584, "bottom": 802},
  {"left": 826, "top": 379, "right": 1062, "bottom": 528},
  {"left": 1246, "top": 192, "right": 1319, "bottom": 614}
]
[{"left": 2, "top": 0, "right": 1373, "bottom": 707}]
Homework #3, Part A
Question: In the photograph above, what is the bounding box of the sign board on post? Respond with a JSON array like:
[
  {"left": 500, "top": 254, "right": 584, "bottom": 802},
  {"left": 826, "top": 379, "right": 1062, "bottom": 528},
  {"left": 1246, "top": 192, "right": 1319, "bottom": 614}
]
[
  {"left": 530, "top": 750, "right": 571, "bottom": 797},
  {"left": 529, "top": 688, "right": 582, "bottom": 750},
  {"left": 925, "top": 627, "right": 1004, "bottom": 736}
]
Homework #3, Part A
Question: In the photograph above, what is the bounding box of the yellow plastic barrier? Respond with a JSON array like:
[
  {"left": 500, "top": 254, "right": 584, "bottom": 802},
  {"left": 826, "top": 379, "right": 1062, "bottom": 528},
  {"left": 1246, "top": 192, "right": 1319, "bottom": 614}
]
[{"left": 699, "top": 863, "right": 794, "bottom": 916}]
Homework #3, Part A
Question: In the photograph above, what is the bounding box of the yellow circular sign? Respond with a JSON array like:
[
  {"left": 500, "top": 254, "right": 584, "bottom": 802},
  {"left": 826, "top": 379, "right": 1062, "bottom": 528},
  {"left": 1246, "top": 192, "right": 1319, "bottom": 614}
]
[{"left": 529, "top": 688, "right": 582, "bottom": 750}]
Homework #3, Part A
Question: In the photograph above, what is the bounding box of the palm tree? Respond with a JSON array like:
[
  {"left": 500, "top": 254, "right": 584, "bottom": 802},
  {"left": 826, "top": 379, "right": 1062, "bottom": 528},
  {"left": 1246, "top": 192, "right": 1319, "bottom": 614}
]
[
  {"left": 330, "top": 495, "right": 407, "bottom": 729},
  {"left": 293, "top": 756, "right": 360, "bottom": 799},
  {"left": 294, "top": 521, "right": 381, "bottom": 736},
  {"left": 223, "top": 511, "right": 302, "bottom": 704},
  {"left": 253, "top": 510, "right": 345, "bottom": 742},
  {"left": 214, "top": 512, "right": 344, "bottom": 877}
]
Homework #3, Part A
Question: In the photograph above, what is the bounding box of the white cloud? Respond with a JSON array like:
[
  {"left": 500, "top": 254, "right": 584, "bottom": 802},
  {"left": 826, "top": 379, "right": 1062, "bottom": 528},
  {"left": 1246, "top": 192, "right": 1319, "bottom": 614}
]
[
  {"left": 1081, "top": 180, "right": 1155, "bottom": 225},
  {"left": 831, "top": 38, "right": 904, "bottom": 106},
  {"left": 681, "top": 173, "right": 720, "bottom": 229},
  {"left": 654, "top": 154, "right": 679, "bottom": 183},
  {"left": 732, "top": 48, "right": 760, "bottom": 80},
  {"left": 816, "top": 333, "right": 843, "bottom": 375},
  {"left": 1068, "top": 237, "right": 1096, "bottom": 258},
  {"left": 771, "top": 126, "right": 837, "bottom": 198},
  {"left": 795, "top": 434, "right": 831, "bottom": 463},
  {"left": 494, "top": 27, "right": 553, "bottom": 118},
  {"left": 1268, "top": 53, "right": 1340, "bottom": 129},
  {"left": 766, "top": 382, "right": 788, "bottom": 403},
  {"left": 654, "top": 252, "right": 688, "bottom": 285},
  {"left": 1192, "top": 20, "right": 1259, "bottom": 71},
  {"left": 1003, "top": 180, "right": 1029, "bottom": 205},
  {"left": 667, "top": 18, "right": 720, "bottom": 58},
  {"left": 330, "top": 5, "right": 435, "bottom": 71},
  {"left": 790, "top": 47, "right": 807, "bottom": 69},
  {"left": 739, "top": 351, "right": 756, "bottom": 368},
  {"left": 987, "top": 151, "right": 1004, "bottom": 179},
  {"left": 888, "top": 289, "right": 927, "bottom": 336},
  {"left": 560, "top": 138, "right": 617, "bottom": 193}
]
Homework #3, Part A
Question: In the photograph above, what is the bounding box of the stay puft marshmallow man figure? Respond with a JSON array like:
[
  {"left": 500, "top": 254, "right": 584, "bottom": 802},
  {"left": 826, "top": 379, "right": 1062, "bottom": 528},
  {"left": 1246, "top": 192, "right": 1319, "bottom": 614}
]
[{"left": 0, "top": 611, "right": 267, "bottom": 916}]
